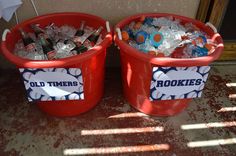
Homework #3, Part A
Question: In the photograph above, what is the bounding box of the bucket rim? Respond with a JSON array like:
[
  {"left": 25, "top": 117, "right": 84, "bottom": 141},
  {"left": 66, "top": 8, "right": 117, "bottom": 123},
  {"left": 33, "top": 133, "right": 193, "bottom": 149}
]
[
  {"left": 114, "top": 13, "right": 224, "bottom": 67},
  {"left": 1, "top": 12, "right": 112, "bottom": 68}
]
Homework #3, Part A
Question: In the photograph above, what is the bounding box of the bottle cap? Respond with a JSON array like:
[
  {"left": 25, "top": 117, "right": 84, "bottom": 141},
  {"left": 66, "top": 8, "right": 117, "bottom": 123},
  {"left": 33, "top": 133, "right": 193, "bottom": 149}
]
[
  {"left": 121, "top": 31, "right": 129, "bottom": 41},
  {"left": 135, "top": 31, "right": 148, "bottom": 44},
  {"left": 134, "top": 22, "right": 142, "bottom": 30},
  {"left": 150, "top": 31, "right": 164, "bottom": 47}
]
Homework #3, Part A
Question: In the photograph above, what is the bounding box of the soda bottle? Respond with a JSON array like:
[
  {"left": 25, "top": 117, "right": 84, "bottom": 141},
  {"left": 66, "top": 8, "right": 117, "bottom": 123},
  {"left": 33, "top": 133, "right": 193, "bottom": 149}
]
[
  {"left": 87, "top": 26, "right": 103, "bottom": 44},
  {"left": 75, "top": 21, "right": 85, "bottom": 37},
  {"left": 39, "top": 36, "right": 56, "bottom": 60},
  {"left": 64, "top": 40, "right": 88, "bottom": 54},
  {"left": 83, "top": 26, "right": 103, "bottom": 49},
  {"left": 73, "top": 21, "right": 86, "bottom": 46},
  {"left": 31, "top": 24, "right": 53, "bottom": 46},
  {"left": 19, "top": 28, "right": 37, "bottom": 52}
]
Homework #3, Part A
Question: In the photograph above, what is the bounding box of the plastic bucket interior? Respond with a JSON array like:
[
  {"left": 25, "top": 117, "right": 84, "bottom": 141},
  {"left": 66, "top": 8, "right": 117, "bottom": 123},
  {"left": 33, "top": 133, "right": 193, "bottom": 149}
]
[
  {"left": 1, "top": 12, "right": 112, "bottom": 117},
  {"left": 114, "top": 13, "right": 224, "bottom": 116}
]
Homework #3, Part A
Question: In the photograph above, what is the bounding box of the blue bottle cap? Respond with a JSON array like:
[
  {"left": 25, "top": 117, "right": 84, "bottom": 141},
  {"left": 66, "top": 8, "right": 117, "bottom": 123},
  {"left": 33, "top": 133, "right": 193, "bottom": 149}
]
[
  {"left": 135, "top": 31, "right": 148, "bottom": 44},
  {"left": 150, "top": 31, "right": 164, "bottom": 47}
]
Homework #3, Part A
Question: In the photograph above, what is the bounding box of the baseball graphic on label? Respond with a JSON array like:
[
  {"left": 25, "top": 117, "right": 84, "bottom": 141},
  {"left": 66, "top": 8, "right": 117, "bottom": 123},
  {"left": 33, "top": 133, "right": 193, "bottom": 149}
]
[
  {"left": 55, "top": 96, "right": 66, "bottom": 101},
  {"left": 187, "top": 91, "right": 198, "bottom": 98},
  {"left": 153, "top": 71, "right": 165, "bottom": 80},
  {"left": 199, "top": 66, "right": 211, "bottom": 75},
  {"left": 188, "top": 66, "right": 198, "bottom": 72},
  {"left": 161, "top": 67, "right": 171, "bottom": 70},
  {"left": 151, "top": 90, "right": 159, "bottom": 100},
  {"left": 68, "top": 93, "right": 80, "bottom": 100},
  {"left": 202, "top": 73, "right": 209, "bottom": 82},
  {"left": 198, "top": 92, "right": 202, "bottom": 97},
  {"left": 41, "top": 95, "right": 52, "bottom": 101},
  {"left": 23, "top": 72, "right": 33, "bottom": 80},
  {"left": 78, "top": 76, "right": 83, "bottom": 84},
  {"left": 55, "top": 68, "right": 67, "bottom": 74},
  {"left": 176, "top": 67, "right": 187, "bottom": 71},
  {"left": 43, "top": 68, "right": 54, "bottom": 72},
  {"left": 69, "top": 68, "right": 81, "bottom": 76},
  {"left": 24, "top": 81, "right": 30, "bottom": 90},
  {"left": 27, "top": 68, "right": 36, "bottom": 71},
  {"left": 161, "top": 94, "right": 172, "bottom": 100},
  {"left": 150, "top": 81, "right": 156, "bottom": 89},
  {"left": 198, "top": 83, "right": 205, "bottom": 90},
  {"left": 79, "top": 86, "right": 83, "bottom": 93},
  {"left": 29, "top": 90, "right": 41, "bottom": 99},
  {"left": 80, "top": 93, "right": 84, "bottom": 99},
  {"left": 175, "top": 94, "right": 185, "bottom": 99}
]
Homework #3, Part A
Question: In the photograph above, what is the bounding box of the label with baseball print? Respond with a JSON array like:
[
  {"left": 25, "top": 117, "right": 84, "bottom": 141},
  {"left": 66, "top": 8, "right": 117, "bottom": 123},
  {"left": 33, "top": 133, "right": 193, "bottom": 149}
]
[
  {"left": 19, "top": 68, "right": 84, "bottom": 102},
  {"left": 150, "top": 66, "right": 210, "bottom": 101}
]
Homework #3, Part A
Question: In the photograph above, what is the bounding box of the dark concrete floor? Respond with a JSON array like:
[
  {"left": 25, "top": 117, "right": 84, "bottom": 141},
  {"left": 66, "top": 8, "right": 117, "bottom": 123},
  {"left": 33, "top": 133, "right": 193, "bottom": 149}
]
[{"left": 0, "top": 65, "right": 236, "bottom": 156}]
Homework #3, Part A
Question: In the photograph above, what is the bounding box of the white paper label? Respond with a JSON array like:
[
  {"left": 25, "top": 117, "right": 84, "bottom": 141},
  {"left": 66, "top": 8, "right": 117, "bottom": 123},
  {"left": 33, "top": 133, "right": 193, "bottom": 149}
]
[
  {"left": 19, "top": 68, "right": 84, "bottom": 102},
  {"left": 150, "top": 66, "right": 210, "bottom": 101}
]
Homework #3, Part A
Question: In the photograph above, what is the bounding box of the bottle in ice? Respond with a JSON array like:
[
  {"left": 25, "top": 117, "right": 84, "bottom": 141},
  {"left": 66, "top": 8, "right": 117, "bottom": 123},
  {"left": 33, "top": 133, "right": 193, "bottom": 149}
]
[
  {"left": 83, "top": 26, "right": 103, "bottom": 48},
  {"left": 73, "top": 21, "right": 86, "bottom": 46},
  {"left": 64, "top": 40, "right": 88, "bottom": 54},
  {"left": 19, "top": 28, "right": 37, "bottom": 53},
  {"left": 31, "top": 24, "right": 54, "bottom": 46},
  {"left": 39, "top": 36, "right": 56, "bottom": 60},
  {"left": 75, "top": 21, "right": 85, "bottom": 37},
  {"left": 87, "top": 26, "right": 103, "bottom": 43}
]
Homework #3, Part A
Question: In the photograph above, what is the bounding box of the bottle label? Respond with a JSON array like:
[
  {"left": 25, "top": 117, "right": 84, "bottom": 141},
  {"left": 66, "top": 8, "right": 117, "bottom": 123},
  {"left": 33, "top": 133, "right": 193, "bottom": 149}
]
[
  {"left": 19, "top": 68, "right": 84, "bottom": 102},
  {"left": 149, "top": 66, "right": 210, "bottom": 101},
  {"left": 83, "top": 40, "right": 93, "bottom": 49},
  {"left": 25, "top": 43, "right": 36, "bottom": 52},
  {"left": 38, "top": 33, "right": 49, "bottom": 39},
  {"left": 73, "top": 36, "right": 82, "bottom": 45},
  {"left": 47, "top": 50, "right": 56, "bottom": 60}
]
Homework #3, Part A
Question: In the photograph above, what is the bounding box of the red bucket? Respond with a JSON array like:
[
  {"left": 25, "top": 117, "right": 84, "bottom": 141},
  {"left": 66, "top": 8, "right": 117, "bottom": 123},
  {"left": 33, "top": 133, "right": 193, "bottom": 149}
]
[
  {"left": 1, "top": 12, "right": 112, "bottom": 117},
  {"left": 114, "top": 13, "right": 224, "bottom": 116}
]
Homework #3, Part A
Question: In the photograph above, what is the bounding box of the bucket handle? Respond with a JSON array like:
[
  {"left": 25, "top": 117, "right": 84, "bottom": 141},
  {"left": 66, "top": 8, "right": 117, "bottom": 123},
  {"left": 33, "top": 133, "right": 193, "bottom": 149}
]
[
  {"left": 116, "top": 27, "right": 122, "bottom": 40},
  {"left": 2, "top": 29, "right": 11, "bottom": 42},
  {"left": 106, "top": 21, "right": 111, "bottom": 33},
  {"left": 205, "top": 22, "right": 217, "bottom": 33}
]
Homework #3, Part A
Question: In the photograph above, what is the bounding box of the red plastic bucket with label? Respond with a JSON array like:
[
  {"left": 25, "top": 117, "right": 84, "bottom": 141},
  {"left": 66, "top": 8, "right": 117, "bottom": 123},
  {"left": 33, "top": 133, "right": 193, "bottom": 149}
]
[
  {"left": 114, "top": 13, "right": 224, "bottom": 116},
  {"left": 1, "top": 12, "right": 112, "bottom": 117}
]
